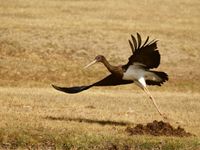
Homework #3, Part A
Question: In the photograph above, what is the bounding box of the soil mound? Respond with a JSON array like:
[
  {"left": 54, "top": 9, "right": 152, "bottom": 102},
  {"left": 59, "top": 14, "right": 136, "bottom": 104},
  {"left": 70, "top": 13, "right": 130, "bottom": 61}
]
[{"left": 125, "top": 120, "right": 192, "bottom": 137}]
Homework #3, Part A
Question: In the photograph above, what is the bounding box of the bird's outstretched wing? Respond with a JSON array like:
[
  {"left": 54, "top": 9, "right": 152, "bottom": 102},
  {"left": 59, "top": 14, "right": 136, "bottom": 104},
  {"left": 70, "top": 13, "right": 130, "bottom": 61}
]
[
  {"left": 52, "top": 84, "right": 91, "bottom": 94},
  {"left": 125, "top": 33, "right": 160, "bottom": 69},
  {"left": 52, "top": 74, "right": 133, "bottom": 94}
]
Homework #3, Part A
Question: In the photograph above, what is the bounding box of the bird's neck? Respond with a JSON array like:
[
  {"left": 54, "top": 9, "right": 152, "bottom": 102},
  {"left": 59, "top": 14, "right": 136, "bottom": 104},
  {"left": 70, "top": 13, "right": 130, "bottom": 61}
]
[
  {"left": 102, "top": 58, "right": 113, "bottom": 72},
  {"left": 102, "top": 58, "right": 123, "bottom": 77}
]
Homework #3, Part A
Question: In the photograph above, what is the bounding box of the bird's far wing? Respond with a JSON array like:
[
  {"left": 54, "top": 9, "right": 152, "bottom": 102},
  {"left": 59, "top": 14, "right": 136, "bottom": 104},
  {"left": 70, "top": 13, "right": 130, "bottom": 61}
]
[
  {"left": 126, "top": 33, "right": 160, "bottom": 69},
  {"left": 52, "top": 74, "right": 133, "bottom": 94},
  {"left": 52, "top": 84, "right": 91, "bottom": 94},
  {"left": 92, "top": 74, "right": 133, "bottom": 86}
]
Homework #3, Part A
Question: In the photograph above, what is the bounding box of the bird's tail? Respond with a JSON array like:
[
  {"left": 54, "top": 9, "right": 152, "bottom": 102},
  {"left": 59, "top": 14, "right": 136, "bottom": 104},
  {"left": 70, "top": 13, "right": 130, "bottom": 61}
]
[
  {"left": 52, "top": 84, "right": 92, "bottom": 94},
  {"left": 146, "top": 71, "right": 168, "bottom": 86}
]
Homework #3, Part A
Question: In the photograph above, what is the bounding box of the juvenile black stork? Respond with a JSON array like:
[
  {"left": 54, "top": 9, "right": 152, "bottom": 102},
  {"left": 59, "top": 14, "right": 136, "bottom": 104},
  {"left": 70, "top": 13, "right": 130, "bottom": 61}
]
[{"left": 52, "top": 33, "right": 168, "bottom": 117}]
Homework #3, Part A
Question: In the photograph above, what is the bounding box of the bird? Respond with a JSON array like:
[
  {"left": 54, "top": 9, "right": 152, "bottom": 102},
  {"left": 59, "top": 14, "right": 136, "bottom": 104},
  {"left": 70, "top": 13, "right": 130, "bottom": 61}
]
[{"left": 52, "top": 33, "right": 168, "bottom": 117}]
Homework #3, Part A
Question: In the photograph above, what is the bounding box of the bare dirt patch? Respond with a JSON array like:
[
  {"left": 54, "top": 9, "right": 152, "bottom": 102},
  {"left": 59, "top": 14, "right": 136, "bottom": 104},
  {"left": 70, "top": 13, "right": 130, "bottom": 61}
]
[{"left": 126, "top": 120, "right": 193, "bottom": 137}]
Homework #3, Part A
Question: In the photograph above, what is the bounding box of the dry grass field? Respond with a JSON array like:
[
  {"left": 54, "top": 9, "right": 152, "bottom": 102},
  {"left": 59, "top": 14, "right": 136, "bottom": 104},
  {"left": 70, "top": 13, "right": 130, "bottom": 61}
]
[
  {"left": 0, "top": 0, "right": 200, "bottom": 149},
  {"left": 0, "top": 88, "right": 200, "bottom": 149}
]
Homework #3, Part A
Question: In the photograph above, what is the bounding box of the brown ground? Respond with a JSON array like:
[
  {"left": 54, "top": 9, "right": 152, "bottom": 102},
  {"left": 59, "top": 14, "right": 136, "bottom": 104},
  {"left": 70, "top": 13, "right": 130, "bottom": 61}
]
[{"left": 126, "top": 120, "right": 193, "bottom": 137}]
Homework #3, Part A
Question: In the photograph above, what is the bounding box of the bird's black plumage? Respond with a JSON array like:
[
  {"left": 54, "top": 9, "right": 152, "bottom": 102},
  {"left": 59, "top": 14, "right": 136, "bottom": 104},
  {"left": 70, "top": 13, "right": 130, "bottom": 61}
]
[
  {"left": 125, "top": 33, "right": 160, "bottom": 69},
  {"left": 52, "top": 74, "right": 133, "bottom": 94},
  {"left": 146, "top": 71, "right": 168, "bottom": 86}
]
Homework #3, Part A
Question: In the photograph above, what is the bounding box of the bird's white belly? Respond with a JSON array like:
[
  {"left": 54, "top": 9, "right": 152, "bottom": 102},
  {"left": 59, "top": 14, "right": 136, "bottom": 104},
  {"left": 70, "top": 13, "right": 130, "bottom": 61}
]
[{"left": 122, "top": 65, "right": 145, "bottom": 81}]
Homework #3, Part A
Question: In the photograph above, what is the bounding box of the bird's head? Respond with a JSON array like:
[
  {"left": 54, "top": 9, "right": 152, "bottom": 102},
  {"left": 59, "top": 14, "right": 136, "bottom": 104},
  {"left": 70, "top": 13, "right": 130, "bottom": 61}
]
[
  {"left": 95, "top": 55, "right": 105, "bottom": 62},
  {"left": 84, "top": 55, "right": 105, "bottom": 69}
]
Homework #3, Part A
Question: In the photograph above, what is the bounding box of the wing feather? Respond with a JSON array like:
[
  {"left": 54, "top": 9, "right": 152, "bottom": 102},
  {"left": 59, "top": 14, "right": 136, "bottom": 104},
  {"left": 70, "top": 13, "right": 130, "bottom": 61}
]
[
  {"left": 137, "top": 33, "right": 142, "bottom": 49},
  {"left": 141, "top": 36, "right": 149, "bottom": 48},
  {"left": 125, "top": 34, "right": 160, "bottom": 69},
  {"left": 128, "top": 40, "right": 134, "bottom": 53},
  {"left": 148, "top": 39, "right": 158, "bottom": 46},
  {"left": 131, "top": 35, "right": 137, "bottom": 50},
  {"left": 52, "top": 74, "right": 133, "bottom": 94}
]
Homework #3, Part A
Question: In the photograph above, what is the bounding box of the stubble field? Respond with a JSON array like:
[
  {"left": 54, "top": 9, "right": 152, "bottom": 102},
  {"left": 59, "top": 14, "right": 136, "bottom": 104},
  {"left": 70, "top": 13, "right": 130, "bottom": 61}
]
[{"left": 0, "top": 0, "right": 200, "bottom": 149}]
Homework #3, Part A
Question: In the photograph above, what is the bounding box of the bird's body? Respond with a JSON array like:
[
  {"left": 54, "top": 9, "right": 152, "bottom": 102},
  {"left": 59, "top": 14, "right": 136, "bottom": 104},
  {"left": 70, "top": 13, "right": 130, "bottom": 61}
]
[
  {"left": 123, "top": 65, "right": 167, "bottom": 87},
  {"left": 52, "top": 33, "right": 168, "bottom": 117},
  {"left": 123, "top": 65, "right": 147, "bottom": 81}
]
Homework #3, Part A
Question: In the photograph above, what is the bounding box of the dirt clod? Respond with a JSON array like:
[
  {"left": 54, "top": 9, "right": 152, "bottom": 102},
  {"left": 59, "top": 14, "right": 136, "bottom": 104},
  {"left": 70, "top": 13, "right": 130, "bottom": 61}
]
[{"left": 125, "top": 120, "right": 193, "bottom": 137}]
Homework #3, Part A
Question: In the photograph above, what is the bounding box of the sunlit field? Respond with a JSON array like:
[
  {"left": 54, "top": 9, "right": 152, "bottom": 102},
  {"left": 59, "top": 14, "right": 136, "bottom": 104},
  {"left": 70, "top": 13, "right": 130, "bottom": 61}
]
[{"left": 0, "top": 0, "right": 200, "bottom": 149}]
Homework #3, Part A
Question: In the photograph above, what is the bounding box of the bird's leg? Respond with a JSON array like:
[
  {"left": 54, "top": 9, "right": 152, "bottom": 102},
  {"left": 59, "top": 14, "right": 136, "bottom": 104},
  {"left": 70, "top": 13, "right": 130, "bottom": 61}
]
[{"left": 143, "top": 87, "right": 163, "bottom": 117}]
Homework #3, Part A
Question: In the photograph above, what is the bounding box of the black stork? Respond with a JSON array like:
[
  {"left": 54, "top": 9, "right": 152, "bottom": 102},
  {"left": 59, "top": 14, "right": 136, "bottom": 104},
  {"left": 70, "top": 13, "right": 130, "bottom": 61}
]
[{"left": 52, "top": 33, "right": 168, "bottom": 117}]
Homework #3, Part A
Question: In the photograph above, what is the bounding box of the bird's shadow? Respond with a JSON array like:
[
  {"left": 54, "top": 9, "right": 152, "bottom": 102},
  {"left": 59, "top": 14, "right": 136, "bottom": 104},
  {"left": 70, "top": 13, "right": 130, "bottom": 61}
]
[{"left": 44, "top": 116, "right": 132, "bottom": 126}]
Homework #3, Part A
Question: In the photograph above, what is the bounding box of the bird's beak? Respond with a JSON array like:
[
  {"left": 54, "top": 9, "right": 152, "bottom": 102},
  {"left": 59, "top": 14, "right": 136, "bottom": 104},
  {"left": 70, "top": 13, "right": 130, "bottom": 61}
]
[{"left": 84, "top": 60, "right": 97, "bottom": 69}]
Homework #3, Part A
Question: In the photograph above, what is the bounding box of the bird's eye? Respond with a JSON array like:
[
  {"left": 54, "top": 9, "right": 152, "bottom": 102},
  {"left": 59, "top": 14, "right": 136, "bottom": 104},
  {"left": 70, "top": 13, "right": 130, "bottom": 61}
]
[{"left": 96, "top": 56, "right": 101, "bottom": 60}]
